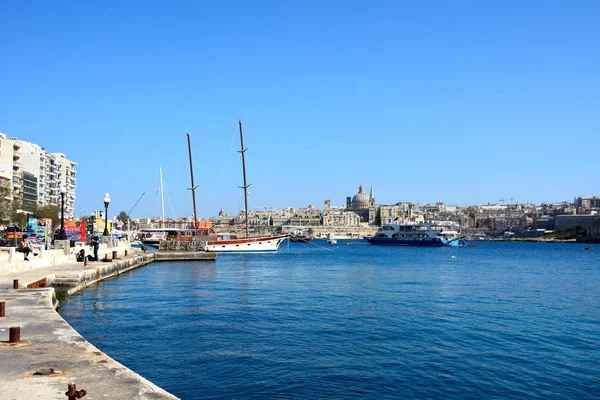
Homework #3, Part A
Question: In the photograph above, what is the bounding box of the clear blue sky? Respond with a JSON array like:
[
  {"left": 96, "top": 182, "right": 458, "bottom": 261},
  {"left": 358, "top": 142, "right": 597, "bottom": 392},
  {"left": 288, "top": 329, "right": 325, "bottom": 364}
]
[{"left": 1, "top": 1, "right": 598, "bottom": 219}]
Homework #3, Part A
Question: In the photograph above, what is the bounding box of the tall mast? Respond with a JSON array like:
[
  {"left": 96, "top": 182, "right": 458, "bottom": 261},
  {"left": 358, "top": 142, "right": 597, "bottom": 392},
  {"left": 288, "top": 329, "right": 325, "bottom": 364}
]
[
  {"left": 238, "top": 120, "right": 250, "bottom": 238},
  {"left": 187, "top": 133, "right": 199, "bottom": 232},
  {"left": 159, "top": 167, "right": 165, "bottom": 228}
]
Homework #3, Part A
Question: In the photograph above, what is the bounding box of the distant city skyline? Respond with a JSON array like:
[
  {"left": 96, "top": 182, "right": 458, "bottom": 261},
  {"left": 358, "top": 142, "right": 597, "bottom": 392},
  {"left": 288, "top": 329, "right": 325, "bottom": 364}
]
[{"left": 1, "top": 1, "right": 598, "bottom": 219}]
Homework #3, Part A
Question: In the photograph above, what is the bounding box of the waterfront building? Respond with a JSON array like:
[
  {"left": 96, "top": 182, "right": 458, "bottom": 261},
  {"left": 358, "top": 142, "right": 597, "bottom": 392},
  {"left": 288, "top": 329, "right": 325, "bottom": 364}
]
[
  {"left": 533, "top": 216, "right": 555, "bottom": 231},
  {"left": 553, "top": 215, "right": 599, "bottom": 232},
  {"left": 588, "top": 217, "right": 600, "bottom": 239},
  {"left": 379, "top": 202, "right": 422, "bottom": 225},
  {"left": 322, "top": 205, "right": 361, "bottom": 226},
  {"left": 0, "top": 132, "right": 77, "bottom": 217},
  {"left": 490, "top": 215, "right": 528, "bottom": 233},
  {"left": 289, "top": 205, "right": 321, "bottom": 227}
]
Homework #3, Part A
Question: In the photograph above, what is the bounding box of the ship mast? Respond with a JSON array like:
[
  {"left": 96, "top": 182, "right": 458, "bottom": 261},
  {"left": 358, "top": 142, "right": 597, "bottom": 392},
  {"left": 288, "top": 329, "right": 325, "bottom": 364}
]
[
  {"left": 159, "top": 167, "right": 165, "bottom": 229},
  {"left": 187, "top": 133, "right": 199, "bottom": 232},
  {"left": 238, "top": 120, "right": 250, "bottom": 238}
]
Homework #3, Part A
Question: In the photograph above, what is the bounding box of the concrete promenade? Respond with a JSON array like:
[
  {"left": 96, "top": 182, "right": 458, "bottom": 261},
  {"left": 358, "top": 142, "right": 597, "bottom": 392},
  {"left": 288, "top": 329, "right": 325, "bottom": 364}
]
[{"left": 0, "top": 243, "right": 181, "bottom": 400}]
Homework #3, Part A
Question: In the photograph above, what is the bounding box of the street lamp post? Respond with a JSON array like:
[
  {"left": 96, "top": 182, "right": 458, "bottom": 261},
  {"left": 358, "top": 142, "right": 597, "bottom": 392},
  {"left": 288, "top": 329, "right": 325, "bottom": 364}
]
[
  {"left": 58, "top": 184, "right": 67, "bottom": 240},
  {"left": 103, "top": 193, "right": 111, "bottom": 236}
]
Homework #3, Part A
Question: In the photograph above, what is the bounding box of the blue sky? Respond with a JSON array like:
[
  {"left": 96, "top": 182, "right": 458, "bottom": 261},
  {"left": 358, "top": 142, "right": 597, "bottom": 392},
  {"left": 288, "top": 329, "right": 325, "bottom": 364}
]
[{"left": 1, "top": 1, "right": 598, "bottom": 219}]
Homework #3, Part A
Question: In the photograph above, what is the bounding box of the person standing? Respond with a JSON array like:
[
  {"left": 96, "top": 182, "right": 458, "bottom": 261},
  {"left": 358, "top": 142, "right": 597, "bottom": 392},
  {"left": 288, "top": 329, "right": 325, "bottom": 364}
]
[{"left": 91, "top": 234, "right": 100, "bottom": 261}]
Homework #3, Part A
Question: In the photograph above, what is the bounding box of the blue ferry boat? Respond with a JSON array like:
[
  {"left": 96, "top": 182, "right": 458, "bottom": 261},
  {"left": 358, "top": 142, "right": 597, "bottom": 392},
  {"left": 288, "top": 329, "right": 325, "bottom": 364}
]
[{"left": 365, "top": 223, "right": 467, "bottom": 247}]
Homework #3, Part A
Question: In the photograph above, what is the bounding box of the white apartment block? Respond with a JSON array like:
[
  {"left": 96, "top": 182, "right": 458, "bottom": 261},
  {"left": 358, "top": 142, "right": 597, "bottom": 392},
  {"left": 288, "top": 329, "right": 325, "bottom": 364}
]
[
  {"left": 0, "top": 132, "right": 77, "bottom": 219},
  {"left": 51, "top": 153, "right": 77, "bottom": 218}
]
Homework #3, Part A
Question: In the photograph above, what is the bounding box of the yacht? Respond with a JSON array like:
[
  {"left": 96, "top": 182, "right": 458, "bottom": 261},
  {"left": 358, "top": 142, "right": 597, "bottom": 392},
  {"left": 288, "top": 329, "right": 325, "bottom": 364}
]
[{"left": 365, "top": 223, "right": 467, "bottom": 247}]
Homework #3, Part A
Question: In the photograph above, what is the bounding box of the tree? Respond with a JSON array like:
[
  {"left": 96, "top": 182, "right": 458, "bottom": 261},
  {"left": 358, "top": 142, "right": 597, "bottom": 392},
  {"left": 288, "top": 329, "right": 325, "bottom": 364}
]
[
  {"left": 0, "top": 179, "right": 14, "bottom": 226},
  {"left": 0, "top": 180, "right": 23, "bottom": 228},
  {"left": 32, "top": 204, "right": 61, "bottom": 228},
  {"left": 117, "top": 210, "right": 135, "bottom": 229}
]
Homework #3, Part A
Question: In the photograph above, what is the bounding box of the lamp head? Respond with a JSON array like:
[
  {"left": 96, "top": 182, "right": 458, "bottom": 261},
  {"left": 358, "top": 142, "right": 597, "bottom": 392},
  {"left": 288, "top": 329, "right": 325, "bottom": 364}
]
[
  {"left": 60, "top": 184, "right": 66, "bottom": 194},
  {"left": 104, "top": 192, "right": 111, "bottom": 205}
]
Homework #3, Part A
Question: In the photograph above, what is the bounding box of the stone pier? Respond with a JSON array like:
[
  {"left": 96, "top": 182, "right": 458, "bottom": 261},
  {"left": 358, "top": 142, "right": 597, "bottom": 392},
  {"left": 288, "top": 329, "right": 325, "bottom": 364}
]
[{"left": 0, "top": 243, "right": 202, "bottom": 399}]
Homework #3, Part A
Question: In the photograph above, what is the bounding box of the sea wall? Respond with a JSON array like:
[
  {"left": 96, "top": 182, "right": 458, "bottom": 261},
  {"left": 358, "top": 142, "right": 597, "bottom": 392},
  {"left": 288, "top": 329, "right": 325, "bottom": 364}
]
[{"left": 0, "top": 247, "right": 183, "bottom": 399}]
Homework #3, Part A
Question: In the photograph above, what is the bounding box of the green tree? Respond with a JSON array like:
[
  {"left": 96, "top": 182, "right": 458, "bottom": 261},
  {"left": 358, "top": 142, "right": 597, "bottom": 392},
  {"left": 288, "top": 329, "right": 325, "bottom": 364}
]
[
  {"left": 0, "top": 180, "right": 23, "bottom": 228},
  {"left": 0, "top": 179, "right": 14, "bottom": 226},
  {"left": 32, "top": 204, "right": 61, "bottom": 228},
  {"left": 117, "top": 210, "right": 135, "bottom": 228}
]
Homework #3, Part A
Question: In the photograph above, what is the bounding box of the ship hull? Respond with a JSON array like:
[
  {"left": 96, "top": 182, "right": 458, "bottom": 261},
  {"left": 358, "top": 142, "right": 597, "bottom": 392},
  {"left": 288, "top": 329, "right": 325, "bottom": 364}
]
[{"left": 365, "top": 237, "right": 445, "bottom": 246}]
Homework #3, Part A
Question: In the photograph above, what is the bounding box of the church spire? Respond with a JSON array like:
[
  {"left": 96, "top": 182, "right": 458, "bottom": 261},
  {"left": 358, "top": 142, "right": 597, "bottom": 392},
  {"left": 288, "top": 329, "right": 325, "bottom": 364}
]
[{"left": 369, "top": 185, "right": 375, "bottom": 207}]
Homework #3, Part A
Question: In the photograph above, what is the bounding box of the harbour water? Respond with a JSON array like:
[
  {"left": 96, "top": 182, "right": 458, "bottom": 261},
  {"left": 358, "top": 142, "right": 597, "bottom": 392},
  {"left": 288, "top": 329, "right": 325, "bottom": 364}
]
[{"left": 59, "top": 241, "right": 600, "bottom": 399}]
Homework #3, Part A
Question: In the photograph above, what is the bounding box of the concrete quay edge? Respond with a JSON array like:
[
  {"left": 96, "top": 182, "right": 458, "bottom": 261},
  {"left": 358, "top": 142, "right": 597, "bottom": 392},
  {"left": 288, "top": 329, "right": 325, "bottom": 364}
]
[
  {"left": 154, "top": 250, "right": 217, "bottom": 261},
  {"left": 0, "top": 249, "right": 185, "bottom": 400}
]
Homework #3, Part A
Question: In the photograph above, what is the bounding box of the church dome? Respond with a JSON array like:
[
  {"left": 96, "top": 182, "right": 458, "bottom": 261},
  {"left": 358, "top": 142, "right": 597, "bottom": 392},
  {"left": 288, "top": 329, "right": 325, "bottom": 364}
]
[{"left": 351, "top": 184, "right": 370, "bottom": 209}]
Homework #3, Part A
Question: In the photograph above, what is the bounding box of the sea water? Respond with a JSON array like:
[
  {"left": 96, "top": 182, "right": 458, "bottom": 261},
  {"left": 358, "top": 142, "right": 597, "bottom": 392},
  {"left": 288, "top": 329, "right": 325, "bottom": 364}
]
[{"left": 59, "top": 241, "right": 600, "bottom": 399}]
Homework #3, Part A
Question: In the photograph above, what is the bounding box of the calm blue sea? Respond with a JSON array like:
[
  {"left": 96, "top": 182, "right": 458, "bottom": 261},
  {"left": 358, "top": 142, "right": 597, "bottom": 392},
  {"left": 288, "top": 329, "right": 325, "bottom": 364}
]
[{"left": 59, "top": 241, "right": 600, "bottom": 399}]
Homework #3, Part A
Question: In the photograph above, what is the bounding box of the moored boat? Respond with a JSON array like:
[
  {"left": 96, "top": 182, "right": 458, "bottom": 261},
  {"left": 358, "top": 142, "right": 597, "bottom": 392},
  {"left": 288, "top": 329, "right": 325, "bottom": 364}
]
[
  {"left": 206, "top": 121, "right": 288, "bottom": 252},
  {"left": 326, "top": 233, "right": 337, "bottom": 244},
  {"left": 140, "top": 230, "right": 167, "bottom": 246},
  {"left": 365, "top": 223, "right": 467, "bottom": 247},
  {"left": 206, "top": 234, "right": 288, "bottom": 252},
  {"left": 289, "top": 233, "right": 313, "bottom": 243}
]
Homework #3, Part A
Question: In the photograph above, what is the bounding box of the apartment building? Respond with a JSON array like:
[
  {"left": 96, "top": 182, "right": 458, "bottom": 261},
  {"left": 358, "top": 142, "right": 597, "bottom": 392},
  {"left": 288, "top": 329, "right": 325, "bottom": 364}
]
[
  {"left": 51, "top": 153, "right": 77, "bottom": 219},
  {"left": 0, "top": 132, "right": 77, "bottom": 218}
]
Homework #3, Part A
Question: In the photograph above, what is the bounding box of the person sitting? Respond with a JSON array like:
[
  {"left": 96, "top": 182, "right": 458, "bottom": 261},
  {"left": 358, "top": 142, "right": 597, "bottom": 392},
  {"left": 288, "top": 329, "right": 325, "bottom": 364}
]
[
  {"left": 76, "top": 249, "right": 86, "bottom": 262},
  {"left": 17, "top": 234, "right": 38, "bottom": 261}
]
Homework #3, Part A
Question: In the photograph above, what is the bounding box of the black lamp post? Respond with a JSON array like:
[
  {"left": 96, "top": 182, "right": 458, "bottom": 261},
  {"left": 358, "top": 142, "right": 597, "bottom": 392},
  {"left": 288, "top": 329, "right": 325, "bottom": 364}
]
[
  {"left": 103, "top": 192, "right": 111, "bottom": 236},
  {"left": 58, "top": 184, "right": 67, "bottom": 240}
]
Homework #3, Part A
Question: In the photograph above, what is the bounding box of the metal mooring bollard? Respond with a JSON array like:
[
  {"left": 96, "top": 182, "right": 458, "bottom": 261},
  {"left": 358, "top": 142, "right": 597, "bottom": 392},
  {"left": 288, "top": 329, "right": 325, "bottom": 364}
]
[
  {"left": 65, "top": 383, "right": 87, "bottom": 399},
  {"left": 0, "top": 301, "right": 5, "bottom": 317},
  {"left": 124, "top": 249, "right": 128, "bottom": 256},
  {"left": 9, "top": 326, "right": 20, "bottom": 343},
  {"left": 84, "top": 255, "right": 88, "bottom": 266},
  {"left": 112, "top": 250, "right": 117, "bottom": 260},
  {"left": 13, "top": 280, "right": 18, "bottom": 289}
]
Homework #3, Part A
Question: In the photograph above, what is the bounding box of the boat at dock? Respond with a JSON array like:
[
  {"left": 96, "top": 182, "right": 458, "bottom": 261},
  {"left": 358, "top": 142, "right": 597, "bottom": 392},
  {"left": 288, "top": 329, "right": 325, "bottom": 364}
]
[
  {"left": 139, "top": 229, "right": 167, "bottom": 246},
  {"left": 205, "top": 233, "right": 288, "bottom": 252},
  {"left": 204, "top": 120, "right": 288, "bottom": 252},
  {"left": 365, "top": 223, "right": 467, "bottom": 247}
]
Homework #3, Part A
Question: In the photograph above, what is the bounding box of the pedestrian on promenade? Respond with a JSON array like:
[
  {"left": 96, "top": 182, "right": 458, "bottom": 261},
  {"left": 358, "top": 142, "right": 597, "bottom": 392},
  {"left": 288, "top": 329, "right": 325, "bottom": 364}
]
[
  {"left": 91, "top": 234, "right": 100, "bottom": 261},
  {"left": 18, "top": 234, "right": 38, "bottom": 261}
]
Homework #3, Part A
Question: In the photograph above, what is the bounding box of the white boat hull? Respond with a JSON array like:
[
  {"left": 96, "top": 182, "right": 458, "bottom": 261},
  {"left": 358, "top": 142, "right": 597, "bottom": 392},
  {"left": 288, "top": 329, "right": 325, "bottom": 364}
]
[{"left": 206, "top": 235, "right": 288, "bottom": 252}]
